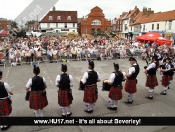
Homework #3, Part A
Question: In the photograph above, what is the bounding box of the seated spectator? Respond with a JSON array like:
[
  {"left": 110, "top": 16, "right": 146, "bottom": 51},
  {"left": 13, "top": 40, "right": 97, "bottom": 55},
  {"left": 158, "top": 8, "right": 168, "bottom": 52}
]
[
  {"left": 15, "top": 50, "right": 22, "bottom": 64},
  {"left": 36, "top": 48, "right": 43, "bottom": 61},
  {"left": 52, "top": 46, "right": 58, "bottom": 61},
  {"left": 25, "top": 48, "right": 31, "bottom": 63},
  {"left": 47, "top": 47, "right": 53, "bottom": 63},
  {"left": 9, "top": 51, "right": 15, "bottom": 63}
]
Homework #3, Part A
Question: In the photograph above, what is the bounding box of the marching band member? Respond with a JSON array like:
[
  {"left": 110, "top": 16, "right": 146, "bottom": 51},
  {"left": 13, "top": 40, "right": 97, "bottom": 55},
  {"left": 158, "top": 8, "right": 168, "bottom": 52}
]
[
  {"left": 0, "top": 70, "right": 13, "bottom": 131},
  {"left": 144, "top": 55, "right": 159, "bottom": 99},
  {"left": 82, "top": 60, "right": 101, "bottom": 113},
  {"left": 107, "top": 63, "right": 126, "bottom": 110},
  {"left": 168, "top": 58, "right": 175, "bottom": 89},
  {"left": 124, "top": 57, "right": 140, "bottom": 104},
  {"left": 160, "top": 58, "right": 171, "bottom": 95},
  {"left": 26, "top": 66, "right": 48, "bottom": 117},
  {"left": 55, "top": 64, "right": 74, "bottom": 117}
]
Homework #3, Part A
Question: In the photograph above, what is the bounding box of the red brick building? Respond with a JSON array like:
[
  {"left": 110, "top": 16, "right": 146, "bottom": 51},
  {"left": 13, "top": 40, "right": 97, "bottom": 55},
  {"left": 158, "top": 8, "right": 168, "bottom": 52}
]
[
  {"left": 0, "top": 18, "right": 11, "bottom": 30},
  {"left": 78, "top": 6, "right": 111, "bottom": 35}
]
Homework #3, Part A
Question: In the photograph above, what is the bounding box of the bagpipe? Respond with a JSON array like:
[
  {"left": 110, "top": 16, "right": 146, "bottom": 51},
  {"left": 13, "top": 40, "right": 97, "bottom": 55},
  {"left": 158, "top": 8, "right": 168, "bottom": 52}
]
[{"left": 78, "top": 78, "right": 85, "bottom": 91}]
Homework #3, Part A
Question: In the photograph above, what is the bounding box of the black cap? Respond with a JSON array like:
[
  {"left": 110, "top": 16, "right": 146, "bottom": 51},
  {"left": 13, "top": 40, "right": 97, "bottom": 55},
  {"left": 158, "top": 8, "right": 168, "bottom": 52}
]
[
  {"left": 61, "top": 64, "right": 67, "bottom": 71},
  {"left": 164, "top": 52, "right": 168, "bottom": 55},
  {"left": 33, "top": 66, "right": 40, "bottom": 75},
  {"left": 0, "top": 70, "right": 2, "bottom": 76},
  {"left": 152, "top": 55, "right": 158, "bottom": 60},
  {"left": 113, "top": 63, "right": 119, "bottom": 69},
  {"left": 166, "top": 57, "right": 171, "bottom": 60},
  {"left": 88, "top": 60, "right": 94, "bottom": 69},
  {"left": 129, "top": 57, "right": 137, "bottom": 62}
]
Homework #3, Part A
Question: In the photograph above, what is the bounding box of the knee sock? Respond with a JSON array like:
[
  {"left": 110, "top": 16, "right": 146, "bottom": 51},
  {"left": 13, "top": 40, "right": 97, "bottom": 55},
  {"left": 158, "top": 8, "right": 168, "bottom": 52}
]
[
  {"left": 39, "top": 109, "right": 44, "bottom": 117},
  {"left": 61, "top": 107, "right": 66, "bottom": 115},
  {"left": 34, "top": 110, "right": 40, "bottom": 117}
]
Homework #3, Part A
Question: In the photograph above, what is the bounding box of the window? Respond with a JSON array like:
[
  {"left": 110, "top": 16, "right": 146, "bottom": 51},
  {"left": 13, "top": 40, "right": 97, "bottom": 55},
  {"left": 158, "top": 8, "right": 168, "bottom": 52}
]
[
  {"left": 65, "top": 23, "right": 67, "bottom": 28},
  {"left": 73, "top": 23, "right": 75, "bottom": 27},
  {"left": 143, "top": 25, "right": 145, "bottom": 31},
  {"left": 131, "top": 27, "right": 132, "bottom": 31},
  {"left": 73, "top": 30, "right": 75, "bottom": 32},
  {"left": 57, "top": 16, "right": 61, "bottom": 20},
  {"left": 47, "top": 23, "right": 50, "bottom": 28},
  {"left": 67, "top": 16, "right": 71, "bottom": 20},
  {"left": 84, "top": 28, "right": 87, "bottom": 34},
  {"left": 152, "top": 24, "right": 154, "bottom": 30},
  {"left": 125, "top": 24, "right": 128, "bottom": 30},
  {"left": 91, "top": 19, "right": 101, "bottom": 25},
  {"left": 49, "top": 16, "right": 53, "bottom": 20},
  {"left": 157, "top": 24, "right": 159, "bottom": 30},
  {"left": 61, "top": 29, "right": 69, "bottom": 31},
  {"left": 169, "top": 21, "right": 172, "bottom": 30},
  {"left": 56, "top": 23, "right": 58, "bottom": 28}
]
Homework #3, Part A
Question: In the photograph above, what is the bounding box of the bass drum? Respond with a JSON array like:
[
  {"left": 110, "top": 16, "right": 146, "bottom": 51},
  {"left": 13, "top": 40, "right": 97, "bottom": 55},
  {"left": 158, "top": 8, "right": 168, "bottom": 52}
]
[
  {"left": 102, "top": 79, "right": 111, "bottom": 91},
  {"left": 78, "top": 79, "right": 85, "bottom": 91}
]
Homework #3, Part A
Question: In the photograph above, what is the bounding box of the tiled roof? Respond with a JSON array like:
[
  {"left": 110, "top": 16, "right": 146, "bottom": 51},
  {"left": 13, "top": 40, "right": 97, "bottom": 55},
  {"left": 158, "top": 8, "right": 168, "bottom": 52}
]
[
  {"left": 40, "top": 11, "right": 78, "bottom": 23},
  {"left": 152, "top": 10, "right": 175, "bottom": 22},
  {"left": 134, "top": 13, "right": 158, "bottom": 24},
  {"left": 130, "top": 12, "right": 143, "bottom": 26}
]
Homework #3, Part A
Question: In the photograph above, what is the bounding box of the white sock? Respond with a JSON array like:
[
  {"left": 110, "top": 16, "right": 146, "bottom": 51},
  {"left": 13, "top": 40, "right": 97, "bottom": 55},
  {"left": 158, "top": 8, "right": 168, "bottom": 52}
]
[
  {"left": 34, "top": 110, "right": 40, "bottom": 117},
  {"left": 163, "top": 87, "right": 168, "bottom": 93},
  {"left": 66, "top": 106, "right": 71, "bottom": 114},
  {"left": 85, "top": 103, "right": 91, "bottom": 111},
  {"left": 108, "top": 98, "right": 114, "bottom": 107},
  {"left": 40, "top": 109, "right": 44, "bottom": 117},
  {"left": 129, "top": 94, "right": 133, "bottom": 102},
  {"left": 113, "top": 100, "right": 118, "bottom": 107},
  {"left": 149, "top": 89, "right": 154, "bottom": 97},
  {"left": 61, "top": 107, "right": 66, "bottom": 115},
  {"left": 90, "top": 103, "right": 95, "bottom": 110}
]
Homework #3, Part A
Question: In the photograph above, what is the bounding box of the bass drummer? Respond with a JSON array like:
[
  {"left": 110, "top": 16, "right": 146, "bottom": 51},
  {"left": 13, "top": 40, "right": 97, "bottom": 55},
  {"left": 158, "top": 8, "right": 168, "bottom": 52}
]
[{"left": 106, "top": 63, "right": 126, "bottom": 111}]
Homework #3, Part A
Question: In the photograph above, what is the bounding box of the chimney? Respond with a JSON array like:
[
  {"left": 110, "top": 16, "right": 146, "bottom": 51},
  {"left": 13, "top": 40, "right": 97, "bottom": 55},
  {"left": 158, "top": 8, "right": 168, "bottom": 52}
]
[
  {"left": 52, "top": 6, "right": 56, "bottom": 11},
  {"left": 147, "top": 9, "right": 154, "bottom": 17},
  {"left": 143, "top": 7, "right": 147, "bottom": 15}
]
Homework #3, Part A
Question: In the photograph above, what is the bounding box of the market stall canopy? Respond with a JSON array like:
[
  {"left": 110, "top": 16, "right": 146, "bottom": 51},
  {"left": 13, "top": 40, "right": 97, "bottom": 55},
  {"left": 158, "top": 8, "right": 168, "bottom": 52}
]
[
  {"left": 155, "top": 37, "right": 172, "bottom": 46},
  {"left": 0, "top": 30, "right": 8, "bottom": 37},
  {"left": 136, "top": 32, "right": 162, "bottom": 42}
]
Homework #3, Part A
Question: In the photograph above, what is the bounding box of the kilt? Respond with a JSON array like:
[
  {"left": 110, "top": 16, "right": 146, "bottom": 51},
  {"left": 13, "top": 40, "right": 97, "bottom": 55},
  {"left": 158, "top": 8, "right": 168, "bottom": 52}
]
[
  {"left": 162, "top": 75, "right": 169, "bottom": 86},
  {"left": 0, "top": 99, "right": 12, "bottom": 116},
  {"left": 83, "top": 85, "right": 97, "bottom": 103},
  {"left": 146, "top": 75, "right": 158, "bottom": 88},
  {"left": 29, "top": 91, "right": 48, "bottom": 110},
  {"left": 58, "top": 89, "right": 73, "bottom": 107},
  {"left": 109, "top": 86, "right": 122, "bottom": 100},
  {"left": 125, "top": 79, "right": 137, "bottom": 94},
  {"left": 169, "top": 76, "right": 173, "bottom": 81}
]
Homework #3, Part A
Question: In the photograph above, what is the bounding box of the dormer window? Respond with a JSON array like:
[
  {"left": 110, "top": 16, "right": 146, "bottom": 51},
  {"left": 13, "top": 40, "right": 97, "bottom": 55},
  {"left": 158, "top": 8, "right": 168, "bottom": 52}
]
[
  {"left": 49, "top": 16, "right": 53, "bottom": 20},
  {"left": 57, "top": 16, "right": 61, "bottom": 20},
  {"left": 67, "top": 16, "right": 71, "bottom": 20}
]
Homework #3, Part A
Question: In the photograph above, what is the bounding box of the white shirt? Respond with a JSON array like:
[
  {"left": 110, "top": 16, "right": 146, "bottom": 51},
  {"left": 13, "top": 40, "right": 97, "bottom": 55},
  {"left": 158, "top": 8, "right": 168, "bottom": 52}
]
[
  {"left": 109, "top": 72, "right": 126, "bottom": 84},
  {"left": 55, "top": 73, "right": 74, "bottom": 87},
  {"left": 0, "top": 81, "right": 12, "bottom": 99},
  {"left": 146, "top": 61, "right": 156, "bottom": 70},
  {"left": 128, "top": 63, "right": 137, "bottom": 75},
  {"left": 26, "top": 76, "right": 46, "bottom": 88},
  {"left": 82, "top": 70, "right": 101, "bottom": 84}
]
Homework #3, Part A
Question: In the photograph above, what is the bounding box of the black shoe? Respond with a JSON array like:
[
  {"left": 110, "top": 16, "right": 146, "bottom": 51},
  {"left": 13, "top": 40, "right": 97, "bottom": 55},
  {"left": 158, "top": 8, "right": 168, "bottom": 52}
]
[
  {"left": 125, "top": 100, "right": 133, "bottom": 104},
  {"left": 67, "top": 112, "right": 72, "bottom": 117},
  {"left": 3, "top": 125, "right": 11, "bottom": 131},
  {"left": 145, "top": 96, "right": 153, "bottom": 100},
  {"left": 107, "top": 107, "right": 117, "bottom": 111},
  {"left": 1, "top": 127, "right": 5, "bottom": 131},
  {"left": 160, "top": 92, "right": 167, "bottom": 95},
  {"left": 84, "top": 109, "right": 93, "bottom": 113},
  {"left": 168, "top": 87, "right": 170, "bottom": 89},
  {"left": 62, "top": 114, "right": 66, "bottom": 117}
]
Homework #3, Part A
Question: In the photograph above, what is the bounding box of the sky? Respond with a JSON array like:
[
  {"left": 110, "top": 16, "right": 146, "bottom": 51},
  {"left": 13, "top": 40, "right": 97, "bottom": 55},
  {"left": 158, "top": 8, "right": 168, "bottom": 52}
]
[{"left": 0, "top": 0, "right": 175, "bottom": 20}]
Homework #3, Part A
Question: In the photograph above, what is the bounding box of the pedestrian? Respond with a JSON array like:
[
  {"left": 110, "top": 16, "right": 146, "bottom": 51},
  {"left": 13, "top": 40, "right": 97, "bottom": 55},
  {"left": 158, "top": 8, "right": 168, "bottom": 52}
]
[
  {"left": 0, "top": 70, "right": 13, "bottom": 131},
  {"left": 144, "top": 55, "right": 159, "bottom": 99},
  {"left": 55, "top": 64, "right": 74, "bottom": 117},
  {"left": 26, "top": 65, "right": 48, "bottom": 117},
  {"left": 124, "top": 57, "right": 140, "bottom": 104},
  {"left": 107, "top": 63, "right": 126, "bottom": 110},
  {"left": 82, "top": 60, "right": 101, "bottom": 113}
]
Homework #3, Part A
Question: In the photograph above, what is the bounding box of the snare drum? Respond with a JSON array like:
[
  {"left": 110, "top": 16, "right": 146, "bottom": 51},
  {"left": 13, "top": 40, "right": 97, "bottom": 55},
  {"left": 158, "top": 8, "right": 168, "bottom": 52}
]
[
  {"left": 79, "top": 79, "right": 85, "bottom": 91},
  {"left": 102, "top": 79, "right": 111, "bottom": 91}
]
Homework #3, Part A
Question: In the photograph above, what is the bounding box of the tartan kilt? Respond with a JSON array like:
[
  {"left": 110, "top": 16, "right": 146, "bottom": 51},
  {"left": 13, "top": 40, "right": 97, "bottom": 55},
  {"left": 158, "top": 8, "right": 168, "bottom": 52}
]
[
  {"left": 162, "top": 75, "right": 169, "bottom": 86},
  {"left": 83, "top": 85, "right": 97, "bottom": 103},
  {"left": 169, "top": 76, "right": 173, "bottom": 81},
  {"left": 0, "top": 99, "right": 12, "bottom": 116},
  {"left": 58, "top": 89, "right": 73, "bottom": 107},
  {"left": 125, "top": 79, "right": 137, "bottom": 94},
  {"left": 29, "top": 91, "right": 48, "bottom": 110},
  {"left": 146, "top": 75, "right": 158, "bottom": 88},
  {"left": 109, "top": 86, "right": 122, "bottom": 100}
]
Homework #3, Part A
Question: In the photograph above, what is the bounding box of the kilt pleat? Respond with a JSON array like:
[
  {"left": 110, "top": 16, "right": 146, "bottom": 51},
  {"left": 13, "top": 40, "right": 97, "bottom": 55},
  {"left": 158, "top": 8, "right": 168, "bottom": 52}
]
[
  {"left": 125, "top": 79, "right": 137, "bottom": 94},
  {"left": 58, "top": 89, "right": 73, "bottom": 107},
  {"left": 109, "top": 86, "right": 122, "bottom": 100},
  {"left": 29, "top": 91, "right": 48, "bottom": 110},
  {"left": 146, "top": 75, "right": 158, "bottom": 88},
  {"left": 162, "top": 75, "right": 169, "bottom": 86},
  {"left": 83, "top": 85, "right": 97, "bottom": 103},
  {"left": 0, "top": 99, "right": 12, "bottom": 116}
]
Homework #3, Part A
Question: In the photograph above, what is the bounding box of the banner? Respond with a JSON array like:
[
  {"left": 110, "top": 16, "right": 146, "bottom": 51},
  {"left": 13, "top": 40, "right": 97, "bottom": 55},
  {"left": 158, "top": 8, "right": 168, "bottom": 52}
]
[{"left": 0, "top": 117, "right": 175, "bottom": 126}]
